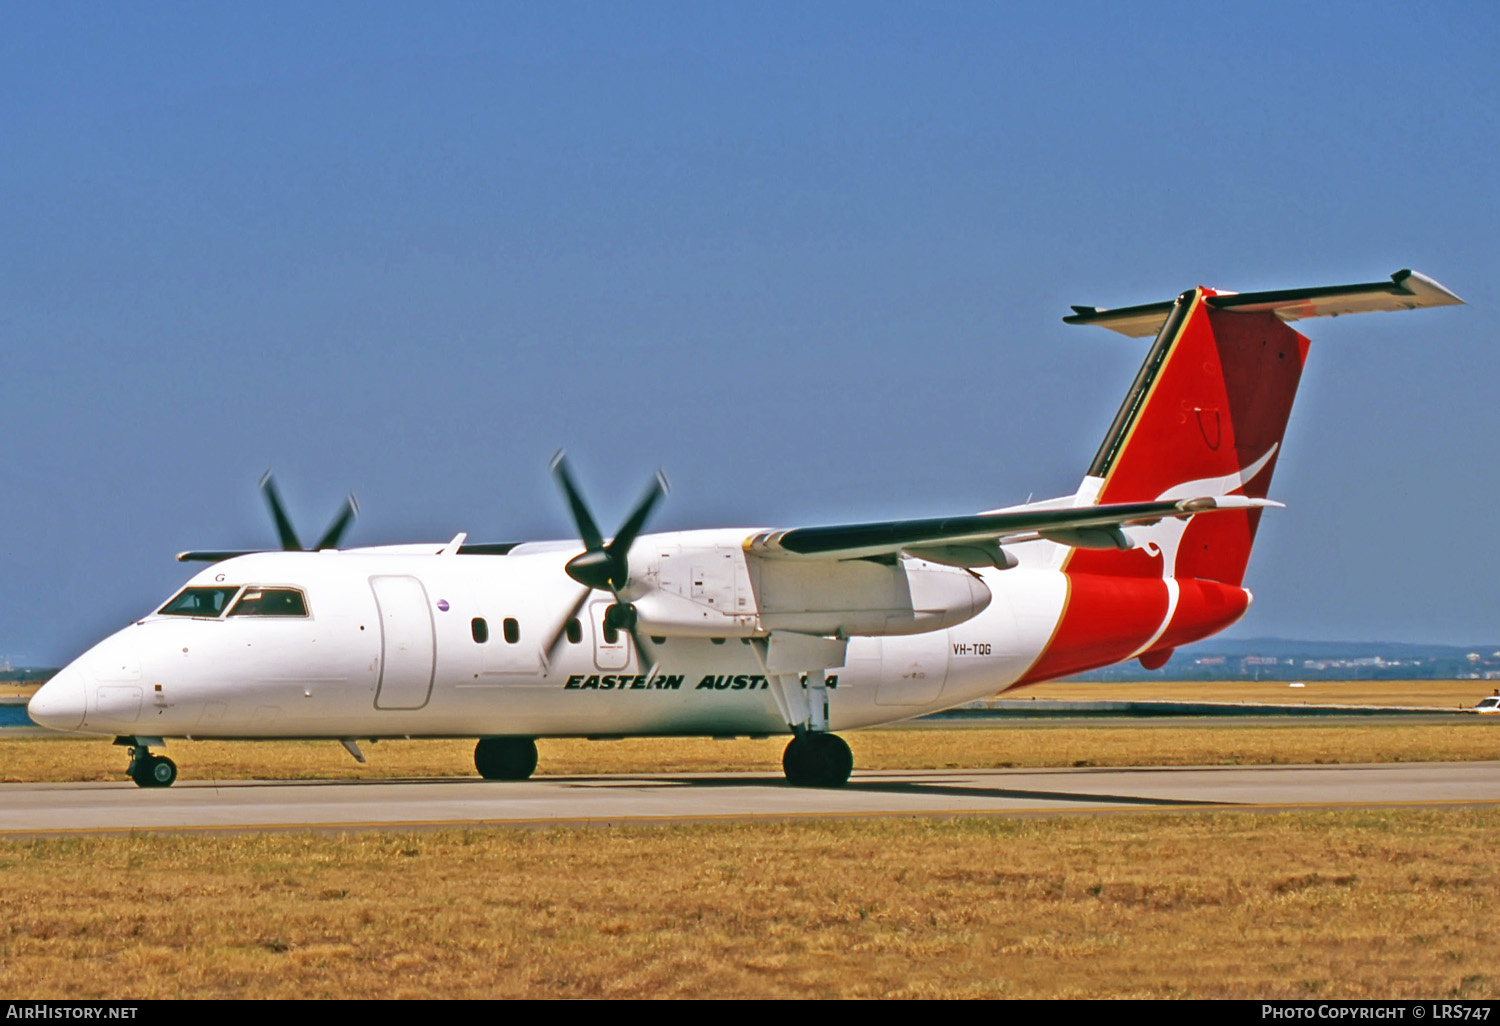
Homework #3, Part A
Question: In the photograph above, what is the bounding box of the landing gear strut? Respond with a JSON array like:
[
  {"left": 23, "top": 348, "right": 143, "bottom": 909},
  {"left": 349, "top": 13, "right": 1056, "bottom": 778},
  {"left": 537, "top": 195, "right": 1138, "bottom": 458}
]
[
  {"left": 475, "top": 737, "right": 539, "bottom": 780},
  {"left": 782, "top": 732, "right": 853, "bottom": 788},
  {"left": 126, "top": 744, "right": 177, "bottom": 788}
]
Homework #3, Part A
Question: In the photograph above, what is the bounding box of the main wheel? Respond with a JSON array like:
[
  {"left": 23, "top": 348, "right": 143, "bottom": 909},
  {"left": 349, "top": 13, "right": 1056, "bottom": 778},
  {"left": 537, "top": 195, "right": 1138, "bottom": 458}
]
[
  {"left": 475, "top": 737, "right": 539, "bottom": 780},
  {"left": 782, "top": 733, "right": 852, "bottom": 788},
  {"left": 130, "top": 754, "right": 177, "bottom": 789}
]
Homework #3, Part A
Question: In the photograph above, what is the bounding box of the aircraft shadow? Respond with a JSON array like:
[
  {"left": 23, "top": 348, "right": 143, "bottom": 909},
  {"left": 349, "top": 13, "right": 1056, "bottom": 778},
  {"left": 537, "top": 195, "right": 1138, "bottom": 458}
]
[
  {"left": 842, "top": 779, "right": 1224, "bottom": 807},
  {"left": 138, "top": 773, "right": 1226, "bottom": 807}
]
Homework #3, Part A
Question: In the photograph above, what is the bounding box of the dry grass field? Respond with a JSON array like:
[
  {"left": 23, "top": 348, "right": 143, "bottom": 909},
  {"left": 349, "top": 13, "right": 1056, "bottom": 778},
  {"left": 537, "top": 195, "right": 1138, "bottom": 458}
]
[
  {"left": 2, "top": 809, "right": 1496, "bottom": 999},
  {"left": 0, "top": 720, "right": 1497, "bottom": 783},
  {"left": 1019, "top": 679, "right": 1497, "bottom": 708},
  {"left": 12, "top": 721, "right": 1500, "bottom": 782},
  {"left": 3, "top": 680, "right": 1496, "bottom": 999}
]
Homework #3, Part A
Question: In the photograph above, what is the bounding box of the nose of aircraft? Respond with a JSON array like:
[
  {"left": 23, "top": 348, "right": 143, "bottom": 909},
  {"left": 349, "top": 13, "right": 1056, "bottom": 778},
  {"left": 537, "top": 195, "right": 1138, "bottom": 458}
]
[{"left": 28, "top": 666, "right": 87, "bottom": 731}]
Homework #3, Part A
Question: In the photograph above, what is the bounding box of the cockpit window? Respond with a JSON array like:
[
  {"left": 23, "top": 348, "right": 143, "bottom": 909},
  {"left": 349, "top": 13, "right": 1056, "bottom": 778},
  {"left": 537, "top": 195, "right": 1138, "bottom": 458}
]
[
  {"left": 158, "top": 587, "right": 241, "bottom": 618},
  {"left": 227, "top": 588, "right": 308, "bottom": 617}
]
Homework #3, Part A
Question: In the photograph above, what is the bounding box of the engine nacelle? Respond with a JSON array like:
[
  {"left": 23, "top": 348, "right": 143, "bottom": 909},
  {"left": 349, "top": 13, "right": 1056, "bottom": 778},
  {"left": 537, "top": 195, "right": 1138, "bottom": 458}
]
[
  {"left": 633, "top": 535, "right": 991, "bottom": 638},
  {"left": 753, "top": 556, "right": 992, "bottom": 637}
]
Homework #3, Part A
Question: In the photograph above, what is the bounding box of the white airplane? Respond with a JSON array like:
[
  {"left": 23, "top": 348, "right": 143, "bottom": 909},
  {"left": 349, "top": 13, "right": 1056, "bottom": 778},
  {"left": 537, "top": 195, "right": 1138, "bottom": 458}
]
[{"left": 28, "top": 270, "right": 1464, "bottom": 788}]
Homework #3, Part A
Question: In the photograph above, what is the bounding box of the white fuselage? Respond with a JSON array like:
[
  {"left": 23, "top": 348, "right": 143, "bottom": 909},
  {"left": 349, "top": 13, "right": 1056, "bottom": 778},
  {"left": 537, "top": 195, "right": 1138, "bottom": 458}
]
[{"left": 35, "top": 528, "right": 1072, "bottom": 741}]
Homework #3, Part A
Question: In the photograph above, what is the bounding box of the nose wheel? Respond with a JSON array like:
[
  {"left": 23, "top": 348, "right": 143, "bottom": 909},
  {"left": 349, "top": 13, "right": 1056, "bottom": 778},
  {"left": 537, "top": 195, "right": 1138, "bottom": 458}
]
[
  {"left": 127, "top": 747, "right": 178, "bottom": 788},
  {"left": 782, "top": 732, "right": 853, "bottom": 788}
]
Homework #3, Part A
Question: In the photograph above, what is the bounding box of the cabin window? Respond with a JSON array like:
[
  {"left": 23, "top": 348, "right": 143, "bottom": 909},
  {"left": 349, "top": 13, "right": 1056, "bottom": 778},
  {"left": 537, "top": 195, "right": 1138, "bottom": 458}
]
[
  {"left": 603, "top": 623, "right": 619, "bottom": 645},
  {"left": 158, "top": 586, "right": 240, "bottom": 618},
  {"left": 503, "top": 618, "right": 520, "bottom": 644},
  {"left": 227, "top": 588, "right": 308, "bottom": 617},
  {"left": 471, "top": 618, "right": 489, "bottom": 643},
  {"left": 565, "top": 618, "right": 582, "bottom": 644}
]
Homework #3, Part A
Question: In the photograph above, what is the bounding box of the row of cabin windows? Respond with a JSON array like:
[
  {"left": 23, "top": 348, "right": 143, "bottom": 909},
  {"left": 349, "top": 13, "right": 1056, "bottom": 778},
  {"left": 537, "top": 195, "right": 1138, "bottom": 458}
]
[
  {"left": 469, "top": 617, "right": 606, "bottom": 646},
  {"left": 471, "top": 617, "right": 522, "bottom": 645},
  {"left": 469, "top": 618, "right": 740, "bottom": 648}
]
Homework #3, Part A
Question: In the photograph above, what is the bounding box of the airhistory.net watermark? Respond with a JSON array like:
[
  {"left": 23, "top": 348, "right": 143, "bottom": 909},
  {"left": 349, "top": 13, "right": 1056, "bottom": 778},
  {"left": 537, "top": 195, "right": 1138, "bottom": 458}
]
[{"left": 4, "top": 1007, "right": 137, "bottom": 1020}]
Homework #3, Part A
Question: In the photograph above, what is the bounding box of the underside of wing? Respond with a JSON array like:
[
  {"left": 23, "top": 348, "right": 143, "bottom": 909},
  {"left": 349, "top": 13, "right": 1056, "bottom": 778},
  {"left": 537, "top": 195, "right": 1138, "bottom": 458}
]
[{"left": 746, "top": 495, "right": 1278, "bottom": 565}]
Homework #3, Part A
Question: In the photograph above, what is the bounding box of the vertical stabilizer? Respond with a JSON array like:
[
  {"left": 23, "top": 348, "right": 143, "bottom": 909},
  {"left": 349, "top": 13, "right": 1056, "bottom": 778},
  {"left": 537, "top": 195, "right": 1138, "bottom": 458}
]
[
  {"left": 1018, "top": 270, "right": 1461, "bottom": 684},
  {"left": 1069, "top": 289, "right": 1308, "bottom": 585}
]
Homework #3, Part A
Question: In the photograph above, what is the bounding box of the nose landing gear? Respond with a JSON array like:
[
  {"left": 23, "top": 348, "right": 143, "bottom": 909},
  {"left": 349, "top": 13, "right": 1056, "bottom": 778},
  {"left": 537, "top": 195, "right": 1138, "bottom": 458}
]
[{"left": 124, "top": 743, "right": 178, "bottom": 788}]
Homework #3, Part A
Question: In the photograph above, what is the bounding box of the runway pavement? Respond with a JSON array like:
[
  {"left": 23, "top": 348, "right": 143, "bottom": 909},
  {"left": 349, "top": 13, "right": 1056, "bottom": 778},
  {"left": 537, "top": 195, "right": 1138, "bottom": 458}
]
[{"left": 1, "top": 761, "right": 1497, "bottom": 837}]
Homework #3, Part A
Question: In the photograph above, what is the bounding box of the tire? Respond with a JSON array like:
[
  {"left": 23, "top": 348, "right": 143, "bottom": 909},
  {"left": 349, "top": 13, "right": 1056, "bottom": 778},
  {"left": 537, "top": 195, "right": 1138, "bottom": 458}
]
[
  {"left": 149, "top": 756, "right": 178, "bottom": 787},
  {"left": 475, "top": 737, "right": 539, "bottom": 781},
  {"left": 782, "top": 736, "right": 809, "bottom": 784},
  {"left": 783, "top": 733, "right": 852, "bottom": 788},
  {"left": 130, "top": 755, "right": 177, "bottom": 788}
]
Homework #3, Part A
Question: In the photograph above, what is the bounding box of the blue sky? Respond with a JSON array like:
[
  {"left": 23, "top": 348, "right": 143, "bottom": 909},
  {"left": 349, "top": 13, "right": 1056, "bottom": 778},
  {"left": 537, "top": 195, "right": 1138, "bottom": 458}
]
[{"left": 2, "top": 2, "right": 1497, "bottom": 665}]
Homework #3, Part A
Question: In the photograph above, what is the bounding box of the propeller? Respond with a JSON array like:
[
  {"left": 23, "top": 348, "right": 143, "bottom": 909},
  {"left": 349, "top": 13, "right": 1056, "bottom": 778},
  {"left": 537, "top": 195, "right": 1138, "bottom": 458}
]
[
  {"left": 542, "top": 451, "right": 668, "bottom": 675},
  {"left": 259, "top": 472, "right": 359, "bottom": 551},
  {"left": 178, "top": 474, "right": 360, "bottom": 563}
]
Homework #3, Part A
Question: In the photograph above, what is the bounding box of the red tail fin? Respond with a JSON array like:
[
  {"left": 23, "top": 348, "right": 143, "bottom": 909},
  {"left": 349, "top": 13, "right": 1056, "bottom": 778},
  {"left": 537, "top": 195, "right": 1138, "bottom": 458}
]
[
  {"left": 1069, "top": 289, "right": 1307, "bottom": 585},
  {"left": 1017, "top": 271, "right": 1462, "bottom": 685}
]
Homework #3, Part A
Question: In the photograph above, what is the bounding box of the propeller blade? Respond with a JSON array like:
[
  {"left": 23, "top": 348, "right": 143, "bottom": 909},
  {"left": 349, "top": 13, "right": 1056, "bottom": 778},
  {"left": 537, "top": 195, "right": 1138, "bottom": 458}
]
[
  {"left": 259, "top": 472, "right": 303, "bottom": 551},
  {"left": 606, "top": 469, "right": 669, "bottom": 564},
  {"left": 627, "top": 624, "right": 659, "bottom": 680},
  {"left": 314, "top": 494, "right": 360, "bottom": 550},
  {"left": 550, "top": 451, "right": 605, "bottom": 553},
  {"left": 542, "top": 587, "right": 592, "bottom": 671}
]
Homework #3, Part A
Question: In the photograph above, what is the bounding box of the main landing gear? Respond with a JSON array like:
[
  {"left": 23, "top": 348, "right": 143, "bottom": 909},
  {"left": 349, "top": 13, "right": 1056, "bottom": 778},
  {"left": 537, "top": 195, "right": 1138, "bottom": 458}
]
[
  {"left": 782, "top": 732, "right": 853, "bottom": 788},
  {"left": 123, "top": 741, "right": 177, "bottom": 789},
  {"left": 475, "top": 737, "right": 539, "bottom": 780}
]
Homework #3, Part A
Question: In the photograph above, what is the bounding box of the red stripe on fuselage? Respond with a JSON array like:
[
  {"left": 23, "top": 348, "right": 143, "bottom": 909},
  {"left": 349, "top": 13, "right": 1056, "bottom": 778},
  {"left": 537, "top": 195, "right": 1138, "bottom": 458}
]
[
  {"left": 1147, "top": 577, "right": 1251, "bottom": 656},
  {"left": 1017, "top": 573, "right": 1168, "bottom": 684}
]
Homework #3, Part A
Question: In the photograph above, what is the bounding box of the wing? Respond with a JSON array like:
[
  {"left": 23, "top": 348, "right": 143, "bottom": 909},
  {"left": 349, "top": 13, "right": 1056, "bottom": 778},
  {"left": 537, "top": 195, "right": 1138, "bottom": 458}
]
[
  {"left": 745, "top": 494, "right": 1280, "bottom": 565},
  {"left": 177, "top": 541, "right": 523, "bottom": 562}
]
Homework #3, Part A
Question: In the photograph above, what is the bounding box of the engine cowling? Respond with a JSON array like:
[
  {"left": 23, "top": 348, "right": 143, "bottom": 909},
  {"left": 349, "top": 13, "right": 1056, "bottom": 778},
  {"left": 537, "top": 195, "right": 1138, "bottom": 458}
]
[{"left": 631, "top": 539, "right": 991, "bottom": 638}]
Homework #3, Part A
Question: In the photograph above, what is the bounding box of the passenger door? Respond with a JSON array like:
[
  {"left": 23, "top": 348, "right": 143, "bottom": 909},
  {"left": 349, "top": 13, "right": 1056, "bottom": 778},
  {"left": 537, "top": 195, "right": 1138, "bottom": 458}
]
[{"left": 370, "top": 575, "right": 436, "bottom": 709}]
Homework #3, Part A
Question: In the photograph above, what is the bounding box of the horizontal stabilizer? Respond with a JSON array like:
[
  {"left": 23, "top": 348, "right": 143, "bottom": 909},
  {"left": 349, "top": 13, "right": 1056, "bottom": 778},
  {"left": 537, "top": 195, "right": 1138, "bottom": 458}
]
[{"left": 1065, "top": 269, "right": 1463, "bottom": 338}]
